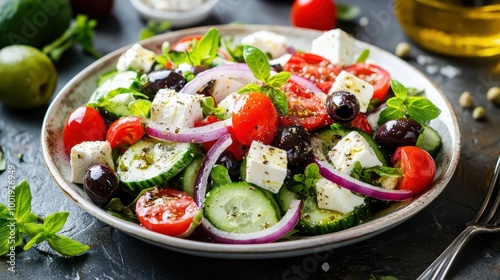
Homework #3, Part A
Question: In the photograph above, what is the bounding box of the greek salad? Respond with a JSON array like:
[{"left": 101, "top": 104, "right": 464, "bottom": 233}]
[{"left": 62, "top": 27, "right": 442, "bottom": 243}]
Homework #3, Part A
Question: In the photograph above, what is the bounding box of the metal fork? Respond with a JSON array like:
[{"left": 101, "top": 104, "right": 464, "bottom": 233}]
[{"left": 417, "top": 155, "right": 500, "bottom": 280}]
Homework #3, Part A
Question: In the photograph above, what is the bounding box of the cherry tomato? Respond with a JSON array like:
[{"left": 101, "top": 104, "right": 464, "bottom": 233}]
[
  {"left": 349, "top": 114, "right": 372, "bottom": 134},
  {"left": 106, "top": 116, "right": 145, "bottom": 149},
  {"left": 391, "top": 146, "right": 436, "bottom": 194},
  {"left": 232, "top": 92, "right": 279, "bottom": 146},
  {"left": 194, "top": 115, "right": 247, "bottom": 160},
  {"left": 284, "top": 52, "right": 342, "bottom": 93},
  {"left": 135, "top": 187, "right": 199, "bottom": 236},
  {"left": 63, "top": 106, "right": 107, "bottom": 155},
  {"left": 343, "top": 63, "right": 391, "bottom": 102},
  {"left": 171, "top": 35, "right": 203, "bottom": 52},
  {"left": 290, "top": 0, "right": 337, "bottom": 31},
  {"left": 280, "top": 80, "right": 332, "bottom": 131}
]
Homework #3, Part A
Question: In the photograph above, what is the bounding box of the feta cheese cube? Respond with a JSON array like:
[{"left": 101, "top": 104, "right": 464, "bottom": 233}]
[
  {"left": 70, "top": 141, "right": 114, "bottom": 184},
  {"left": 217, "top": 92, "right": 243, "bottom": 119},
  {"left": 211, "top": 78, "right": 246, "bottom": 103},
  {"left": 245, "top": 141, "right": 288, "bottom": 193},
  {"left": 329, "top": 70, "right": 374, "bottom": 113},
  {"left": 316, "top": 178, "right": 365, "bottom": 213},
  {"left": 241, "top": 30, "right": 287, "bottom": 59},
  {"left": 150, "top": 89, "right": 204, "bottom": 128},
  {"left": 311, "top": 29, "right": 356, "bottom": 66},
  {"left": 116, "top": 44, "right": 156, "bottom": 73},
  {"left": 327, "top": 131, "right": 382, "bottom": 175}
]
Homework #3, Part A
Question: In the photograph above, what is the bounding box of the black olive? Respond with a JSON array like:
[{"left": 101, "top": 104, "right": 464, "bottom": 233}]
[
  {"left": 374, "top": 118, "right": 423, "bottom": 150},
  {"left": 272, "top": 124, "right": 312, "bottom": 169},
  {"left": 326, "top": 91, "right": 360, "bottom": 123},
  {"left": 142, "top": 70, "right": 186, "bottom": 97},
  {"left": 216, "top": 150, "right": 241, "bottom": 181},
  {"left": 83, "top": 164, "right": 120, "bottom": 206}
]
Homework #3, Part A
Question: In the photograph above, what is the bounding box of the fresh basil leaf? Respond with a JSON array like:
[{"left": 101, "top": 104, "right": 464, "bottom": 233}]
[
  {"left": 366, "top": 166, "right": 402, "bottom": 177},
  {"left": 187, "top": 27, "right": 220, "bottom": 66},
  {"left": 202, "top": 97, "right": 226, "bottom": 119},
  {"left": 405, "top": 96, "right": 441, "bottom": 124},
  {"left": 23, "top": 222, "right": 44, "bottom": 238},
  {"left": 266, "top": 87, "right": 289, "bottom": 115},
  {"left": 237, "top": 83, "right": 261, "bottom": 94},
  {"left": 23, "top": 232, "right": 47, "bottom": 251},
  {"left": 267, "top": 71, "right": 291, "bottom": 88},
  {"left": 378, "top": 107, "right": 405, "bottom": 125},
  {"left": 43, "top": 212, "right": 69, "bottom": 235},
  {"left": 390, "top": 79, "right": 408, "bottom": 98},
  {"left": 47, "top": 234, "right": 90, "bottom": 257},
  {"left": 243, "top": 45, "right": 271, "bottom": 82},
  {"left": 128, "top": 99, "right": 152, "bottom": 118},
  {"left": 14, "top": 180, "right": 32, "bottom": 223},
  {"left": 337, "top": 3, "right": 361, "bottom": 21},
  {"left": 0, "top": 222, "right": 12, "bottom": 256},
  {"left": 104, "top": 198, "right": 138, "bottom": 222},
  {"left": 385, "top": 96, "right": 404, "bottom": 108},
  {"left": 139, "top": 28, "right": 156, "bottom": 41},
  {"left": 355, "top": 49, "right": 370, "bottom": 63},
  {"left": 167, "top": 50, "right": 187, "bottom": 66},
  {"left": 0, "top": 204, "right": 9, "bottom": 221},
  {"left": 104, "top": 87, "right": 149, "bottom": 101},
  {"left": 222, "top": 37, "right": 244, "bottom": 62},
  {"left": 407, "top": 87, "right": 425, "bottom": 96},
  {"left": 210, "top": 165, "right": 232, "bottom": 188}
]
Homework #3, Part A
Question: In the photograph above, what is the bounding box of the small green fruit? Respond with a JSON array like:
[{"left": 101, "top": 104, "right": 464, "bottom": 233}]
[{"left": 0, "top": 45, "right": 57, "bottom": 108}]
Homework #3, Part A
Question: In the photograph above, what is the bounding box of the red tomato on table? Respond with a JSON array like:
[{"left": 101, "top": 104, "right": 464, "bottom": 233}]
[
  {"left": 391, "top": 146, "right": 436, "bottom": 194},
  {"left": 106, "top": 116, "right": 145, "bottom": 149},
  {"left": 63, "top": 106, "right": 107, "bottom": 154},
  {"left": 343, "top": 62, "right": 391, "bottom": 102},
  {"left": 291, "top": 0, "right": 337, "bottom": 31},
  {"left": 135, "top": 188, "right": 199, "bottom": 236}
]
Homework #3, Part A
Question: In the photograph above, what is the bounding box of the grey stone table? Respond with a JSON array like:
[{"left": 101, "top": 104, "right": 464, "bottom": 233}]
[{"left": 1, "top": 0, "right": 499, "bottom": 279}]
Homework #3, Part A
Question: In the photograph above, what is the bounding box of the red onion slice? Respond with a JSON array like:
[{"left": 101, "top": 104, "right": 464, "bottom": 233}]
[
  {"left": 312, "top": 139, "right": 413, "bottom": 201},
  {"left": 193, "top": 133, "right": 232, "bottom": 206},
  {"left": 201, "top": 200, "right": 302, "bottom": 244},
  {"left": 145, "top": 119, "right": 229, "bottom": 143}
]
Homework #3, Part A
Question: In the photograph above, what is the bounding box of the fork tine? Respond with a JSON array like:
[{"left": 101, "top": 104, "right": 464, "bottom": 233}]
[{"left": 471, "top": 155, "right": 500, "bottom": 225}]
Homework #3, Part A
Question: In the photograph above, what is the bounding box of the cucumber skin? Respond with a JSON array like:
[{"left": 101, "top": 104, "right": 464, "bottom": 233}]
[{"left": 298, "top": 196, "right": 370, "bottom": 236}]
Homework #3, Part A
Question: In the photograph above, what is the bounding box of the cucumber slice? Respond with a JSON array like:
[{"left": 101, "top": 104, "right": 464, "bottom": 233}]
[
  {"left": 314, "top": 125, "right": 389, "bottom": 166},
  {"left": 204, "top": 182, "right": 280, "bottom": 234},
  {"left": 298, "top": 196, "right": 370, "bottom": 235},
  {"left": 416, "top": 125, "right": 442, "bottom": 157},
  {"left": 180, "top": 156, "right": 203, "bottom": 197},
  {"left": 277, "top": 185, "right": 300, "bottom": 213},
  {"left": 117, "top": 138, "right": 199, "bottom": 192}
]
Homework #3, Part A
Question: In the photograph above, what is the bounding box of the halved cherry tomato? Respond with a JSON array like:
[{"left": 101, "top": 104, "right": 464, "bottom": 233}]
[
  {"left": 343, "top": 62, "right": 391, "bottom": 102},
  {"left": 283, "top": 52, "right": 342, "bottom": 93},
  {"left": 171, "top": 35, "right": 203, "bottom": 52},
  {"left": 280, "top": 80, "right": 332, "bottom": 131},
  {"left": 135, "top": 187, "right": 199, "bottom": 236},
  {"left": 106, "top": 116, "right": 145, "bottom": 149},
  {"left": 349, "top": 114, "right": 372, "bottom": 134},
  {"left": 391, "top": 146, "right": 436, "bottom": 194},
  {"left": 290, "top": 0, "right": 337, "bottom": 31},
  {"left": 194, "top": 115, "right": 247, "bottom": 160},
  {"left": 63, "top": 106, "right": 107, "bottom": 155},
  {"left": 232, "top": 92, "right": 279, "bottom": 146}
]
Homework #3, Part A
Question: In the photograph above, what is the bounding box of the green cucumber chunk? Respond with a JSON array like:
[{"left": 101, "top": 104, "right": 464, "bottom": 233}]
[
  {"left": 298, "top": 196, "right": 370, "bottom": 236},
  {"left": 181, "top": 156, "right": 203, "bottom": 197},
  {"left": 416, "top": 125, "right": 442, "bottom": 157},
  {"left": 117, "top": 138, "right": 199, "bottom": 192},
  {"left": 277, "top": 185, "right": 300, "bottom": 213},
  {"left": 204, "top": 182, "right": 280, "bottom": 233}
]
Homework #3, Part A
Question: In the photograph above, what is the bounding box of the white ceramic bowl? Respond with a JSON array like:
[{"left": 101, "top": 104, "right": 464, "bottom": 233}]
[
  {"left": 41, "top": 25, "right": 461, "bottom": 259},
  {"left": 129, "top": 0, "right": 219, "bottom": 28}
]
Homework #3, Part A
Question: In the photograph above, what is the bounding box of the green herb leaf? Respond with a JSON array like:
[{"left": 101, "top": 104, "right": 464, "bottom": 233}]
[
  {"left": 23, "top": 222, "right": 44, "bottom": 238},
  {"left": 337, "top": 3, "right": 362, "bottom": 21},
  {"left": 47, "top": 234, "right": 90, "bottom": 257},
  {"left": 237, "top": 83, "right": 261, "bottom": 94},
  {"left": 221, "top": 37, "right": 244, "bottom": 62},
  {"left": 139, "top": 20, "right": 171, "bottom": 40},
  {"left": 210, "top": 165, "right": 232, "bottom": 188},
  {"left": 390, "top": 79, "right": 408, "bottom": 98},
  {"left": 265, "top": 87, "right": 289, "bottom": 115},
  {"left": 378, "top": 107, "right": 405, "bottom": 125},
  {"left": 43, "top": 212, "right": 69, "bottom": 235},
  {"left": 0, "top": 146, "right": 6, "bottom": 174},
  {"left": 202, "top": 97, "right": 227, "bottom": 119},
  {"left": 355, "top": 49, "right": 370, "bottom": 63},
  {"left": 405, "top": 96, "right": 442, "bottom": 125},
  {"left": 186, "top": 27, "right": 221, "bottom": 66},
  {"left": 0, "top": 204, "right": 9, "bottom": 221},
  {"left": 243, "top": 45, "right": 271, "bottom": 82},
  {"left": 267, "top": 71, "right": 291, "bottom": 88},
  {"left": 23, "top": 232, "right": 47, "bottom": 251},
  {"left": 407, "top": 87, "right": 425, "bottom": 96},
  {"left": 14, "top": 180, "right": 32, "bottom": 223},
  {"left": 128, "top": 99, "right": 152, "bottom": 118},
  {"left": 0, "top": 222, "right": 12, "bottom": 256}
]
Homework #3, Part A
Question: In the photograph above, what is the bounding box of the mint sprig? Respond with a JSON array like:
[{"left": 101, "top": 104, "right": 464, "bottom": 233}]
[
  {"left": 238, "top": 45, "right": 290, "bottom": 115},
  {"left": 0, "top": 181, "right": 89, "bottom": 257},
  {"left": 378, "top": 80, "right": 441, "bottom": 126},
  {"left": 292, "top": 163, "right": 321, "bottom": 197}
]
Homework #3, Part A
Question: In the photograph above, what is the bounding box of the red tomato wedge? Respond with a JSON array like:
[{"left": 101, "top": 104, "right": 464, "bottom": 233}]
[
  {"left": 106, "top": 116, "right": 145, "bottom": 149},
  {"left": 391, "top": 146, "right": 436, "bottom": 194},
  {"left": 349, "top": 114, "right": 372, "bottom": 134},
  {"left": 343, "top": 62, "right": 391, "bottom": 102},
  {"left": 136, "top": 188, "right": 199, "bottom": 236},
  {"left": 290, "top": 0, "right": 337, "bottom": 31},
  {"left": 63, "top": 106, "right": 107, "bottom": 155}
]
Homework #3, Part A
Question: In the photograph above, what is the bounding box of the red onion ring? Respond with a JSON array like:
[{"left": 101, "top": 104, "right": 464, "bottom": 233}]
[{"left": 145, "top": 119, "right": 229, "bottom": 143}]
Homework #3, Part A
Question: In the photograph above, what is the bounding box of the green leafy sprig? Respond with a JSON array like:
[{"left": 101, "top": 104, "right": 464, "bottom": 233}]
[
  {"left": 351, "top": 161, "right": 402, "bottom": 186},
  {"left": 291, "top": 163, "right": 322, "bottom": 197},
  {"left": 0, "top": 181, "right": 89, "bottom": 257},
  {"left": 139, "top": 20, "right": 171, "bottom": 40},
  {"left": 378, "top": 80, "right": 441, "bottom": 126},
  {"left": 237, "top": 45, "right": 290, "bottom": 115}
]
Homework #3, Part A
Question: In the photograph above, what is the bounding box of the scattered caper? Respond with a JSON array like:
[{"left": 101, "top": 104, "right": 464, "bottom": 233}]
[
  {"left": 459, "top": 91, "right": 474, "bottom": 108},
  {"left": 486, "top": 86, "right": 500, "bottom": 105},
  {"left": 395, "top": 42, "right": 411, "bottom": 59},
  {"left": 472, "top": 106, "right": 486, "bottom": 121}
]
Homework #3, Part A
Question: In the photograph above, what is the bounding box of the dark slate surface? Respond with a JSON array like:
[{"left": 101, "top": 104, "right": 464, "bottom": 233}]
[{"left": 1, "top": 0, "right": 500, "bottom": 279}]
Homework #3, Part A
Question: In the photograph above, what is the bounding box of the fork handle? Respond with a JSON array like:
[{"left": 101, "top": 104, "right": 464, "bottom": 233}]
[{"left": 417, "top": 226, "right": 479, "bottom": 280}]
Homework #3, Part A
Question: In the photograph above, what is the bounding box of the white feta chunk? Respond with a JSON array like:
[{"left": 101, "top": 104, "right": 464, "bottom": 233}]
[
  {"left": 328, "top": 70, "right": 374, "bottom": 113},
  {"left": 245, "top": 141, "right": 288, "bottom": 194},
  {"left": 217, "top": 92, "right": 243, "bottom": 119},
  {"left": 241, "top": 30, "right": 287, "bottom": 59},
  {"left": 315, "top": 177, "right": 365, "bottom": 213},
  {"left": 327, "top": 131, "right": 382, "bottom": 175},
  {"left": 70, "top": 141, "right": 114, "bottom": 184},
  {"left": 211, "top": 78, "right": 246, "bottom": 104},
  {"left": 116, "top": 44, "right": 156, "bottom": 73},
  {"left": 150, "top": 89, "right": 204, "bottom": 128},
  {"left": 311, "top": 28, "right": 356, "bottom": 66}
]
